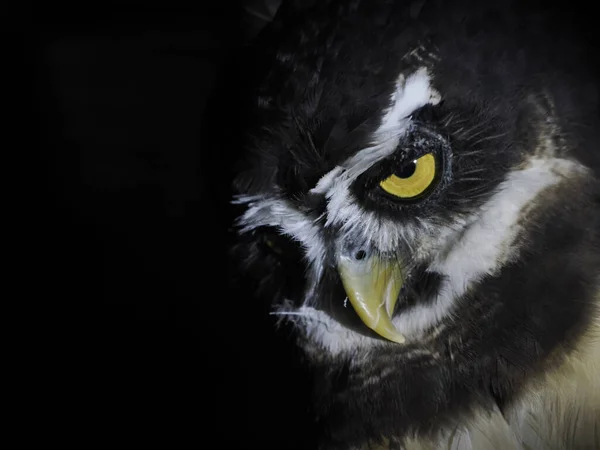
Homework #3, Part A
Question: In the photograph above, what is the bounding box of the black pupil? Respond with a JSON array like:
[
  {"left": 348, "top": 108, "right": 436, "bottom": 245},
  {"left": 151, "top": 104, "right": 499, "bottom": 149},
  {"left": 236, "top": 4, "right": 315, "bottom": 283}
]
[{"left": 396, "top": 161, "right": 417, "bottom": 178}]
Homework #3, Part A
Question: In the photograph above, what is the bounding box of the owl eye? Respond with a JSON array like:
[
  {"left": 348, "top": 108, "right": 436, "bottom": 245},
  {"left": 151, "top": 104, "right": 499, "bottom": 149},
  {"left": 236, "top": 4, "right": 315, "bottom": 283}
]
[
  {"left": 379, "top": 153, "right": 437, "bottom": 199},
  {"left": 263, "top": 236, "right": 284, "bottom": 256},
  {"left": 258, "top": 228, "right": 303, "bottom": 261}
]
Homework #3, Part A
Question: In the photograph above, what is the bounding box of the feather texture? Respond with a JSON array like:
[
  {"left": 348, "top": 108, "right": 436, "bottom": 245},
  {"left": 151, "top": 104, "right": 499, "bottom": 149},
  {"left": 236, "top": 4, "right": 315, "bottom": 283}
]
[{"left": 233, "top": 0, "right": 600, "bottom": 447}]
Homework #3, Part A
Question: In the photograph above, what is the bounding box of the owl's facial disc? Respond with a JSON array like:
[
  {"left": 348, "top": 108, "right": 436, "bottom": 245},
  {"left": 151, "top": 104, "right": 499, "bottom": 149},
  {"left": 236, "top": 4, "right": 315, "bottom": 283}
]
[{"left": 336, "top": 240, "right": 406, "bottom": 344}]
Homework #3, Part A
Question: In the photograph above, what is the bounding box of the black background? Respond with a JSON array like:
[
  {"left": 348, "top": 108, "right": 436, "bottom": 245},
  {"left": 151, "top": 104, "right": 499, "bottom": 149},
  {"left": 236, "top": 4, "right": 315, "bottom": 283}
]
[{"left": 29, "top": 1, "right": 313, "bottom": 447}]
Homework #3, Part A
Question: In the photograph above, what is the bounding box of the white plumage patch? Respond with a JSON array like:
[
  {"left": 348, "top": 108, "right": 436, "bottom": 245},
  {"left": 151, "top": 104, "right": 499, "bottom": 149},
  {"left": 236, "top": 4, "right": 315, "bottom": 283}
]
[
  {"left": 271, "top": 305, "right": 385, "bottom": 355},
  {"left": 234, "top": 195, "right": 326, "bottom": 281},
  {"left": 393, "top": 157, "right": 588, "bottom": 337}
]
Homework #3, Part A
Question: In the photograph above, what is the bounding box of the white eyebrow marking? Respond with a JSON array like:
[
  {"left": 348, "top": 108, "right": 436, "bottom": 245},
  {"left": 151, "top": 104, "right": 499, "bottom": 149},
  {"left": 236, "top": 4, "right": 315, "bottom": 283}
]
[
  {"left": 312, "top": 166, "right": 344, "bottom": 195},
  {"left": 311, "top": 67, "right": 440, "bottom": 197},
  {"left": 378, "top": 67, "right": 441, "bottom": 136}
]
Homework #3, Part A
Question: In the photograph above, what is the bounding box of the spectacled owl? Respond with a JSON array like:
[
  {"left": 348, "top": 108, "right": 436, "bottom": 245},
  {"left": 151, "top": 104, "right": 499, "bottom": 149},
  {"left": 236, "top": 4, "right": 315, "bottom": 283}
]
[{"left": 232, "top": 0, "right": 600, "bottom": 448}]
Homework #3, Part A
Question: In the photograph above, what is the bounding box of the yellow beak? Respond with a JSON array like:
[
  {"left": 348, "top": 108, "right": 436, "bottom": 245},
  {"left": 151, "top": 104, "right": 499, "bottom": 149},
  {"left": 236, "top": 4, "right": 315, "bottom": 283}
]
[{"left": 337, "top": 249, "right": 406, "bottom": 344}]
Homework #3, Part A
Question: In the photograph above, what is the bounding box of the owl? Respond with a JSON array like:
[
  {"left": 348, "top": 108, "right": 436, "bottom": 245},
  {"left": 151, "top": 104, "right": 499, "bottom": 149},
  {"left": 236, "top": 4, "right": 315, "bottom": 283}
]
[{"left": 231, "top": 0, "right": 600, "bottom": 448}]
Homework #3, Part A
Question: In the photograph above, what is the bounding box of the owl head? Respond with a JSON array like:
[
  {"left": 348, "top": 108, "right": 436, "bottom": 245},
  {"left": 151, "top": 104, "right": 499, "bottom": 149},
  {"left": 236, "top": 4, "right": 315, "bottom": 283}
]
[{"left": 231, "top": 2, "right": 600, "bottom": 445}]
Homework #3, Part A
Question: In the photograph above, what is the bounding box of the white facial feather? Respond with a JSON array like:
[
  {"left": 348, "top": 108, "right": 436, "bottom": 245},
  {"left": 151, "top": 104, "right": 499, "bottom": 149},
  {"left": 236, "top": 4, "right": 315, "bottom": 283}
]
[
  {"left": 234, "top": 195, "right": 326, "bottom": 277},
  {"left": 272, "top": 305, "right": 386, "bottom": 355}
]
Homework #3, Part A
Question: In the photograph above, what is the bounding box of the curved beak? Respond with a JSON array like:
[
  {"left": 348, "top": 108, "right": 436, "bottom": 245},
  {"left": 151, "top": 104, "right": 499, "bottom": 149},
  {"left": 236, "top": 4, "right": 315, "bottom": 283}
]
[{"left": 336, "top": 248, "right": 406, "bottom": 344}]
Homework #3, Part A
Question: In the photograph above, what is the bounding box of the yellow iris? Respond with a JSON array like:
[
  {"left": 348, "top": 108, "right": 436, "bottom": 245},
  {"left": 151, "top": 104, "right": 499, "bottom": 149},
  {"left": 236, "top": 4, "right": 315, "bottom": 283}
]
[{"left": 379, "top": 153, "right": 436, "bottom": 198}]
